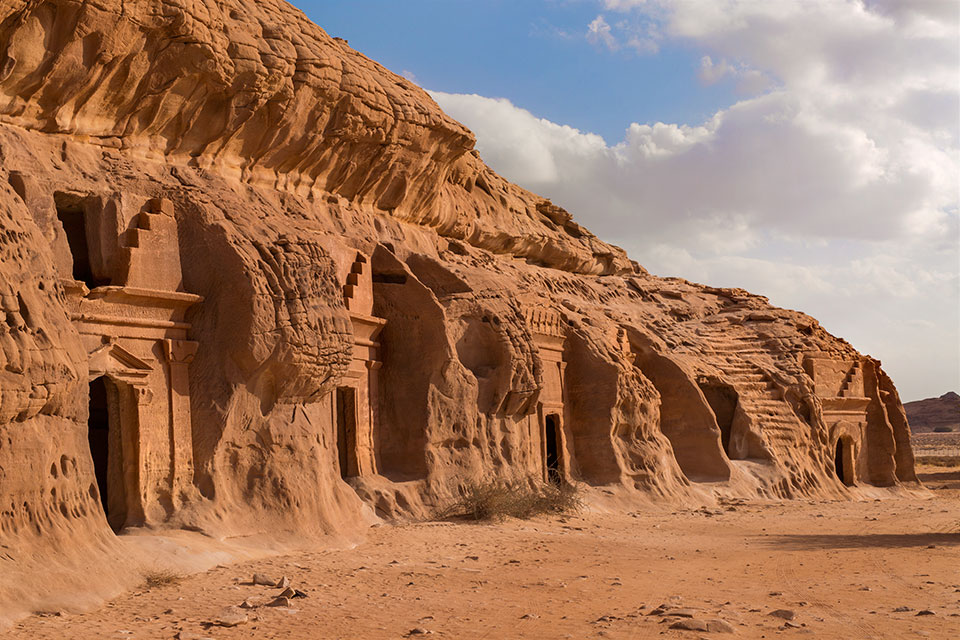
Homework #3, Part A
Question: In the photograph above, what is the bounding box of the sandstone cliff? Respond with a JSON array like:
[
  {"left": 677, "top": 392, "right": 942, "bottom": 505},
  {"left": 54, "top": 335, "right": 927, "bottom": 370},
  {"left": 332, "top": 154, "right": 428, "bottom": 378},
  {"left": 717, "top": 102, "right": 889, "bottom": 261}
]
[
  {"left": 0, "top": 0, "right": 919, "bottom": 624},
  {"left": 905, "top": 392, "right": 960, "bottom": 433}
]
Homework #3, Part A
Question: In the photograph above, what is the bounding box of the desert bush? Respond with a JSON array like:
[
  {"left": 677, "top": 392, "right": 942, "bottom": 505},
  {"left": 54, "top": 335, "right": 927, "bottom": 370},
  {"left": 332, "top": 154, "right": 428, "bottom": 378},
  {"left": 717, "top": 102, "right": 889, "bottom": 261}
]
[
  {"left": 933, "top": 426, "right": 954, "bottom": 433},
  {"left": 437, "top": 478, "right": 582, "bottom": 522},
  {"left": 914, "top": 455, "right": 960, "bottom": 468},
  {"left": 141, "top": 569, "right": 182, "bottom": 589}
]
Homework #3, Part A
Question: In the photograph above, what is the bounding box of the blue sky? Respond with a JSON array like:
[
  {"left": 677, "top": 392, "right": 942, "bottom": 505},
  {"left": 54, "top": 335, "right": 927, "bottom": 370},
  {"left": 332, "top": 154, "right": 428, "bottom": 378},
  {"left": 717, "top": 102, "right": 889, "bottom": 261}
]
[
  {"left": 302, "top": 1, "right": 736, "bottom": 142},
  {"left": 294, "top": 1, "right": 959, "bottom": 402}
]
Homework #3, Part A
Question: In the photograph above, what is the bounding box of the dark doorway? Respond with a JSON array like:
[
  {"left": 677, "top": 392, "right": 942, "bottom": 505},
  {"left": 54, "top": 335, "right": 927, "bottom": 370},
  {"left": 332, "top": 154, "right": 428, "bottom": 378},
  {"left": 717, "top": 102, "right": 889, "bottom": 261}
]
[
  {"left": 544, "top": 414, "right": 562, "bottom": 484},
  {"left": 87, "top": 376, "right": 125, "bottom": 532},
  {"left": 57, "top": 205, "right": 101, "bottom": 288},
  {"left": 336, "top": 387, "right": 359, "bottom": 479},
  {"left": 698, "top": 381, "right": 738, "bottom": 458},
  {"left": 835, "top": 438, "right": 853, "bottom": 486}
]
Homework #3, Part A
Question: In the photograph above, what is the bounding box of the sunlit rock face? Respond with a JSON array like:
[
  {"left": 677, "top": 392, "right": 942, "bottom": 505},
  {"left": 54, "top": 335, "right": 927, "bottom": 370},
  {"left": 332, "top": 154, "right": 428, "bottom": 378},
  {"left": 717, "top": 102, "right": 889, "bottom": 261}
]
[{"left": 0, "top": 0, "right": 917, "bottom": 625}]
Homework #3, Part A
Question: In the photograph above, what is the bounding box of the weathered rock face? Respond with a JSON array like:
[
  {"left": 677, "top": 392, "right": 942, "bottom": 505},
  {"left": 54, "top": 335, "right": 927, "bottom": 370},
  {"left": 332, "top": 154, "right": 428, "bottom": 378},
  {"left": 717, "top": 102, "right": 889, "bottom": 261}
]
[
  {"left": 905, "top": 392, "right": 960, "bottom": 433},
  {"left": 0, "top": 0, "right": 918, "bottom": 624}
]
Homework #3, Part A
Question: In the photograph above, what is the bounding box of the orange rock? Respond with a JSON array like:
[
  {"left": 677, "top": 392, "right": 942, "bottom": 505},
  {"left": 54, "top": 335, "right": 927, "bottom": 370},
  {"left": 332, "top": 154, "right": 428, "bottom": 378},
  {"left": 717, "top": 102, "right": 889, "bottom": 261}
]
[{"left": 0, "top": 0, "right": 917, "bottom": 628}]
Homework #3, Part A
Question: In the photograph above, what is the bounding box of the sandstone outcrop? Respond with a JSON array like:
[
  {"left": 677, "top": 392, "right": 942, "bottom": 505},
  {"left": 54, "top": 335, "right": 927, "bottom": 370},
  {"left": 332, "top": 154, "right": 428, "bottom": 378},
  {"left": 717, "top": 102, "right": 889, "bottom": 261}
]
[
  {"left": 905, "top": 392, "right": 960, "bottom": 433},
  {"left": 0, "top": 0, "right": 919, "bottom": 625}
]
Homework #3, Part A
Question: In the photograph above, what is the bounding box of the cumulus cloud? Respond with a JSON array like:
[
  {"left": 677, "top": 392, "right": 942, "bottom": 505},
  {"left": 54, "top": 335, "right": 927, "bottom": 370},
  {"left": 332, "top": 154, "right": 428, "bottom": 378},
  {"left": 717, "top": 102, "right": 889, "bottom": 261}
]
[{"left": 431, "top": 0, "right": 959, "bottom": 400}]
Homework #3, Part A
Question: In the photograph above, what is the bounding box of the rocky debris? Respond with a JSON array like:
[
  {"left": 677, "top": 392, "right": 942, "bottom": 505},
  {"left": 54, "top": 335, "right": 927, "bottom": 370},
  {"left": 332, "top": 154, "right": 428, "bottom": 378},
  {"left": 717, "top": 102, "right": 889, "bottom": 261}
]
[
  {"left": 406, "top": 629, "right": 433, "bottom": 636},
  {"left": 668, "top": 618, "right": 734, "bottom": 633},
  {"left": 706, "top": 619, "right": 736, "bottom": 633},
  {"left": 768, "top": 609, "right": 796, "bottom": 621},
  {"left": 670, "top": 619, "right": 709, "bottom": 632},
  {"left": 916, "top": 610, "right": 936, "bottom": 616},
  {"left": 239, "top": 597, "right": 267, "bottom": 609},
  {"left": 252, "top": 574, "right": 277, "bottom": 587},
  {"left": 240, "top": 578, "right": 308, "bottom": 609},
  {"left": 267, "top": 596, "right": 291, "bottom": 608},
  {"left": 213, "top": 607, "right": 248, "bottom": 627}
]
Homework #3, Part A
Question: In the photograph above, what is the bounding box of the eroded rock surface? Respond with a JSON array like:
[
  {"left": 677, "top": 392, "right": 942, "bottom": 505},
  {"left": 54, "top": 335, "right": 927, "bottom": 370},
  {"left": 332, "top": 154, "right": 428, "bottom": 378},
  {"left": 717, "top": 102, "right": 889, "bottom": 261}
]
[
  {"left": 0, "top": 0, "right": 918, "bottom": 625},
  {"left": 905, "top": 392, "right": 960, "bottom": 433}
]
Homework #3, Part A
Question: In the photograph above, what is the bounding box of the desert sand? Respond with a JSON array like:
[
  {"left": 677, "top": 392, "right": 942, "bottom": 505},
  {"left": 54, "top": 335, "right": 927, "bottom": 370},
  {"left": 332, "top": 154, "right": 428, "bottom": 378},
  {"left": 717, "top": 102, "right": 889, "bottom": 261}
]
[{"left": 4, "top": 468, "right": 956, "bottom": 640}]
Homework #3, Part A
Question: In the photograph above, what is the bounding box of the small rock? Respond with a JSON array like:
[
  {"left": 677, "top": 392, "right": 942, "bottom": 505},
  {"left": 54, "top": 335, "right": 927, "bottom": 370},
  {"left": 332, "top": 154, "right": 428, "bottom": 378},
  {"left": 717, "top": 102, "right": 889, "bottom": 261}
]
[
  {"left": 267, "top": 596, "right": 291, "bottom": 607},
  {"left": 916, "top": 610, "right": 935, "bottom": 616},
  {"left": 278, "top": 587, "right": 296, "bottom": 598},
  {"left": 239, "top": 596, "right": 266, "bottom": 609},
  {"left": 894, "top": 606, "right": 913, "bottom": 612},
  {"left": 706, "top": 619, "right": 735, "bottom": 633},
  {"left": 768, "top": 591, "right": 783, "bottom": 596},
  {"left": 669, "top": 619, "right": 709, "bottom": 632},
  {"left": 292, "top": 589, "right": 308, "bottom": 598},
  {"left": 783, "top": 621, "right": 802, "bottom": 629},
  {"left": 214, "top": 606, "right": 248, "bottom": 627},
  {"left": 276, "top": 576, "right": 291, "bottom": 588},
  {"left": 663, "top": 608, "right": 698, "bottom": 618},
  {"left": 406, "top": 629, "right": 433, "bottom": 636},
  {"left": 769, "top": 609, "right": 796, "bottom": 621},
  {"left": 252, "top": 573, "right": 276, "bottom": 586}
]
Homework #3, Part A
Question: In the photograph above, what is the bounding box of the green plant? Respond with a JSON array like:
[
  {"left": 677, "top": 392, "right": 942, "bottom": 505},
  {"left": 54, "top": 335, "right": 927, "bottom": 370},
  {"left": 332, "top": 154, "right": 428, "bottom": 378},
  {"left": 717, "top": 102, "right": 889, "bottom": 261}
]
[{"left": 437, "top": 478, "right": 582, "bottom": 522}]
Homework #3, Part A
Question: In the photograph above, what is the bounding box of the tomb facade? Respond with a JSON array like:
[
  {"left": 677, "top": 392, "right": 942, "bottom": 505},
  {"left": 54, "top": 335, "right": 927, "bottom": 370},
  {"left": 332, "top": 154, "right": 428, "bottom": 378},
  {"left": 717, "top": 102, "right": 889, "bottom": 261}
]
[
  {"left": 59, "top": 196, "right": 200, "bottom": 529},
  {"left": 523, "top": 306, "right": 570, "bottom": 484},
  {"left": 803, "top": 354, "right": 871, "bottom": 485},
  {"left": 334, "top": 249, "right": 386, "bottom": 479}
]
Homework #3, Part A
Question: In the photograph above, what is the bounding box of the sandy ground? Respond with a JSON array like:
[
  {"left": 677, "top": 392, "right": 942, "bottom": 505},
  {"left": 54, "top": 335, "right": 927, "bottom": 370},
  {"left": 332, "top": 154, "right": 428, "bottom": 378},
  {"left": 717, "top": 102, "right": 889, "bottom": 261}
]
[{"left": 4, "top": 470, "right": 959, "bottom": 640}]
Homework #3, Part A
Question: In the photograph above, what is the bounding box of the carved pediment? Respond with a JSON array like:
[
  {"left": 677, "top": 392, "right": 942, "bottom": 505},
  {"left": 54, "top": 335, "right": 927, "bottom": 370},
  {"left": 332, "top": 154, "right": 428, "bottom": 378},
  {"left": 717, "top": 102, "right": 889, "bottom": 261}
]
[{"left": 88, "top": 341, "right": 153, "bottom": 381}]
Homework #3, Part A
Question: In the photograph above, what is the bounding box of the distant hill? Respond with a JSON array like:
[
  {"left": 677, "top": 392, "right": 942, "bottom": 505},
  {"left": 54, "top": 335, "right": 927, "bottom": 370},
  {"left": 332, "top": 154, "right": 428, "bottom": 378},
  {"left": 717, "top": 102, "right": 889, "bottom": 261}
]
[{"left": 905, "top": 392, "right": 960, "bottom": 433}]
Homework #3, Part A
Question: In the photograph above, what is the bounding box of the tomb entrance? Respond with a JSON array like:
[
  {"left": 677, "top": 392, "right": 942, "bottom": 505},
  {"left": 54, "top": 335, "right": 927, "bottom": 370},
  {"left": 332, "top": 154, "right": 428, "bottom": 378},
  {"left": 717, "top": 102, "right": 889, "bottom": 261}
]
[
  {"left": 336, "top": 386, "right": 360, "bottom": 479},
  {"left": 544, "top": 413, "right": 562, "bottom": 485},
  {"left": 835, "top": 437, "right": 855, "bottom": 486}
]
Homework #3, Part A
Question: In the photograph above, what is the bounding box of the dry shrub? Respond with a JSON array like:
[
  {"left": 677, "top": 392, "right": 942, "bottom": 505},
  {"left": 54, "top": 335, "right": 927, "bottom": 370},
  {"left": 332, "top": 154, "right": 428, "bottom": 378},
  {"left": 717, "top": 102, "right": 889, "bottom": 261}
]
[
  {"left": 438, "top": 478, "right": 582, "bottom": 522},
  {"left": 141, "top": 569, "right": 182, "bottom": 589},
  {"left": 916, "top": 455, "right": 960, "bottom": 468}
]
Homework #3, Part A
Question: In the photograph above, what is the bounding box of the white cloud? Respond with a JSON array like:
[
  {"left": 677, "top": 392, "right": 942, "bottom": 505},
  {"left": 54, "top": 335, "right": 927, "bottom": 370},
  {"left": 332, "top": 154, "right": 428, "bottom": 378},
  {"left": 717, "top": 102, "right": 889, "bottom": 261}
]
[
  {"left": 430, "top": 0, "right": 959, "bottom": 401},
  {"left": 698, "top": 55, "right": 772, "bottom": 94},
  {"left": 697, "top": 55, "right": 734, "bottom": 84},
  {"left": 587, "top": 15, "right": 617, "bottom": 50}
]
